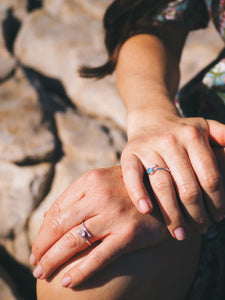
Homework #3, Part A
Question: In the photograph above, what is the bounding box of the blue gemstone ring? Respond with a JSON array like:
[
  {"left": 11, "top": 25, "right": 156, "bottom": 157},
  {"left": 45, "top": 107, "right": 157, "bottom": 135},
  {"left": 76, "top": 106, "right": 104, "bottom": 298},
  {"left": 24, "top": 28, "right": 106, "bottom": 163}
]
[{"left": 147, "top": 164, "right": 170, "bottom": 175}]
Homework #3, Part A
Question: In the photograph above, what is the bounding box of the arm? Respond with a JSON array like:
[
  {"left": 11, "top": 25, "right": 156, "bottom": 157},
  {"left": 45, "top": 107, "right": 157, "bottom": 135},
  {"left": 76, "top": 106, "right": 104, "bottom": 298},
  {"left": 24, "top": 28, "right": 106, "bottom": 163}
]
[{"left": 116, "top": 27, "right": 225, "bottom": 238}]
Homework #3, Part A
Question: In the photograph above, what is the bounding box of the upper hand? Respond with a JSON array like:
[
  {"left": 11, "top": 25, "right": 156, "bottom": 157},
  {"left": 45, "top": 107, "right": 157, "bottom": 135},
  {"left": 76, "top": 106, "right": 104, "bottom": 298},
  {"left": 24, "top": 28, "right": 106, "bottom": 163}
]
[
  {"left": 121, "top": 112, "right": 225, "bottom": 239},
  {"left": 31, "top": 166, "right": 168, "bottom": 288}
]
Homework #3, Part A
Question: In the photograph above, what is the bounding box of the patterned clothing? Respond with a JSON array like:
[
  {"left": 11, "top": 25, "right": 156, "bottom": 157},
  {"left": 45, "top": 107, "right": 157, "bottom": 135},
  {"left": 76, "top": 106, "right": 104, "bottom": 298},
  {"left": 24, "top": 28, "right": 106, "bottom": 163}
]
[{"left": 153, "top": 1, "right": 225, "bottom": 299}]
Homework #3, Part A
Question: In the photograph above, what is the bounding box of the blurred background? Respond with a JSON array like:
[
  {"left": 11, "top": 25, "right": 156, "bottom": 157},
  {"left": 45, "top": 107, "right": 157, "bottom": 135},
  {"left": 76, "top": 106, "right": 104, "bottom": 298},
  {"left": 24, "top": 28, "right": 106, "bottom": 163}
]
[{"left": 0, "top": 0, "right": 224, "bottom": 299}]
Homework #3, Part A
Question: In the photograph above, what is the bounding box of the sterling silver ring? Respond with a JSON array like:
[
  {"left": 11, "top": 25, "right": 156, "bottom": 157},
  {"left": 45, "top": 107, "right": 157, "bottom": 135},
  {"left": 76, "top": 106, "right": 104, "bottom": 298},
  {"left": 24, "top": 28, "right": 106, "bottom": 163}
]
[
  {"left": 78, "top": 221, "right": 92, "bottom": 246},
  {"left": 147, "top": 164, "right": 170, "bottom": 175}
]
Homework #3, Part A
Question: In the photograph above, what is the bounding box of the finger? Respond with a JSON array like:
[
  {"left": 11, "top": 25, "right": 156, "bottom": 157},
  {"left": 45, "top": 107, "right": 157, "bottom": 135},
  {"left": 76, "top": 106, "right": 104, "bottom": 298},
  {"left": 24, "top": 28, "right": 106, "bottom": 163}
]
[
  {"left": 60, "top": 235, "right": 125, "bottom": 288},
  {"left": 187, "top": 137, "right": 225, "bottom": 222},
  {"left": 121, "top": 152, "right": 153, "bottom": 214},
  {"left": 32, "top": 216, "right": 106, "bottom": 280},
  {"left": 207, "top": 120, "right": 225, "bottom": 146},
  {"left": 32, "top": 197, "right": 92, "bottom": 262},
  {"left": 163, "top": 142, "right": 208, "bottom": 232},
  {"left": 146, "top": 154, "right": 186, "bottom": 240}
]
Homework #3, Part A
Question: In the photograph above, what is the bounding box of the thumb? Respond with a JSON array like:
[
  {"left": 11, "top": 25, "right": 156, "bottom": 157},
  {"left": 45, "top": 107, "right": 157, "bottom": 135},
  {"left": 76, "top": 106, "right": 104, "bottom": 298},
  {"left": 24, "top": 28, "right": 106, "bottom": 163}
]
[{"left": 207, "top": 119, "right": 225, "bottom": 146}]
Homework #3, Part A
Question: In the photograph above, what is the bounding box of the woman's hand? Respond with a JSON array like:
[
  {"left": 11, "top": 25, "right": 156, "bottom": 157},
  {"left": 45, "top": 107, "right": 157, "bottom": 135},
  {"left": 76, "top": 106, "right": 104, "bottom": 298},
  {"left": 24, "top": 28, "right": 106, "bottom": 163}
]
[
  {"left": 30, "top": 166, "right": 169, "bottom": 288},
  {"left": 121, "top": 113, "right": 225, "bottom": 239}
]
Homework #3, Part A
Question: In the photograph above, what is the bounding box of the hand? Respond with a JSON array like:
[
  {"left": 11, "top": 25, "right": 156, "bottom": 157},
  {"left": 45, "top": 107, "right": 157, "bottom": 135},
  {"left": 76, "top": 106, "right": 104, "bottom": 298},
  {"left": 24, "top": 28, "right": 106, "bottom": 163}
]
[
  {"left": 30, "top": 167, "right": 169, "bottom": 288},
  {"left": 121, "top": 113, "right": 225, "bottom": 239}
]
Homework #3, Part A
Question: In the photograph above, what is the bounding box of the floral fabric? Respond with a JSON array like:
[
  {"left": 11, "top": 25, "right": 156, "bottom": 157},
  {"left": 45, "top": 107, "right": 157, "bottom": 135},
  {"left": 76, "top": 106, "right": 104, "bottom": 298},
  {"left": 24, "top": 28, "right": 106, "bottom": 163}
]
[{"left": 153, "top": 1, "right": 225, "bottom": 299}]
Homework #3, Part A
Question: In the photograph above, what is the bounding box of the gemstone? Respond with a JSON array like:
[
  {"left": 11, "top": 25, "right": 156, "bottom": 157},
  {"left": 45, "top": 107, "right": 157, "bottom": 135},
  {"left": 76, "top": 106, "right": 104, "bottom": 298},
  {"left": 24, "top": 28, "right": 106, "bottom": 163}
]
[{"left": 78, "top": 229, "right": 85, "bottom": 237}]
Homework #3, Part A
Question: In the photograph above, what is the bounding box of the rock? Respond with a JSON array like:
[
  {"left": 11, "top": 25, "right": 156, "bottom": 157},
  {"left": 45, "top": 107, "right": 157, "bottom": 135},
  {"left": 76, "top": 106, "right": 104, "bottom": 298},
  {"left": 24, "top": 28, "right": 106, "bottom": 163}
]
[
  {"left": 0, "top": 68, "right": 56, "bottom": 163},
  {"left": 0, "top": 160, "right": 53, "bottom": 238},
  {"left": 0, "top": 267, "right": 17, "bottom": 300},
  {"left": 180, "top": 22, "right": 224, "bottom": 87},
  {"left": 0, "top": 230, "right": 31, "bottom": 267},
  {"left": 0, "top": 0, "right": 27, "bottom": 22},
  {"left": 44, "top": 0, "right": 112, "bottom": 20},
  {"left": 14, "top": 10, "right": 126, "bottom": 129},
  {"left": 0, "top": 31, "right": 15, "bottom": 80},
  {"left": 28, "top": 109, "right": 122, "bottom": 243}
]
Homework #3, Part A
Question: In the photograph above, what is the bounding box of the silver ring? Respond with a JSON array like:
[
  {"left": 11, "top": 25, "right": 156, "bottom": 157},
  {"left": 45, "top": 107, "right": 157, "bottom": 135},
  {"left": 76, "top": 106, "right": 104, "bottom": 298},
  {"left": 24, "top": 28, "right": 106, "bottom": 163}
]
[
  {"left": 78, "top": 221, "right": 92, "bottom": 246},
  {"left": 147, "top": 164, "right": 170, "bottom": 175}
]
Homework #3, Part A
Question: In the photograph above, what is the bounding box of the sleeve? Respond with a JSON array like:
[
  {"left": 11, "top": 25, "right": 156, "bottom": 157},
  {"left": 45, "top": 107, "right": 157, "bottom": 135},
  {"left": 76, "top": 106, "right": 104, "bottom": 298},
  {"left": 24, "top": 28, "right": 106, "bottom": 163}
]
[{"left": 153, "top": 0, "right": 210, "bottom": 30}]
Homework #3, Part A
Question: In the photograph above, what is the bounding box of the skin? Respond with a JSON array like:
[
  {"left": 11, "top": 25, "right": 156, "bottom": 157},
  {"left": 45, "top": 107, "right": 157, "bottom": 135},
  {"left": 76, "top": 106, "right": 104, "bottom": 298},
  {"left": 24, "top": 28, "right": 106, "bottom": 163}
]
[
  {"left": 32, "top": 20, "right": 225, "bottom": 300},
  {"left": 116, "top": 26, "right": 225, "bottom": 238},
  {"left": 36, "top": 146, "right": 225, "bottom": 300}
]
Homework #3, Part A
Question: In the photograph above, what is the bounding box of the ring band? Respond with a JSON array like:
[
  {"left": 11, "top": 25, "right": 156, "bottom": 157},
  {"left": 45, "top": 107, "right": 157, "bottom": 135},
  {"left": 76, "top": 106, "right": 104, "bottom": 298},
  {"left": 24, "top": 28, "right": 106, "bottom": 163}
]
[
  {"left": 147, "top": 164, "right": 170, "bottom": 175},
  {"left": 78, "top": 221, "right": 92, "bottom": 246}
]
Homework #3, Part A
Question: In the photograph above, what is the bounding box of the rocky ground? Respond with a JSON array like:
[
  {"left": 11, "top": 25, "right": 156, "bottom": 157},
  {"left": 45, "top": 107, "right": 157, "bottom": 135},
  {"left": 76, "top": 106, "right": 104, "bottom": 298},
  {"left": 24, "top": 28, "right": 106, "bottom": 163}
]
[{"left": 0, "top": 1, "right": 224, "bottom": 299}]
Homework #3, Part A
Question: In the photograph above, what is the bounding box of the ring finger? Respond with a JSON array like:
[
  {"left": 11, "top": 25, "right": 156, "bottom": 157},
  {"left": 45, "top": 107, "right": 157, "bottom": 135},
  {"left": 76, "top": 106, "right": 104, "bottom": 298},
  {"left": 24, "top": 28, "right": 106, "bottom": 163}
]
[
  {"left": 146, "top": 154, "right": 186, "bottom": 240},
  {"left": 33, "top": 216, "right": 106, "bottom": 280}
]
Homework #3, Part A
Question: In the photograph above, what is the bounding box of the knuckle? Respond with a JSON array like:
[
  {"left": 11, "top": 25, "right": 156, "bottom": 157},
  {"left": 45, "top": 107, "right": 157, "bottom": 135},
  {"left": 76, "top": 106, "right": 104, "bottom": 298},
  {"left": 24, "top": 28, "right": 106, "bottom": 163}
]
[
  {"left": 184, "top": 125, "right": 201, "bottom": 141},
  {"left": 86, "top": 169, "right": 105, "bottom": 184},
  {"left": 64, "top": 231, "right": 78, "bottom": 248},
  {"left": 179, "top": 183, "right": 200, "bottom": 205},
  {"left": 161, "top": 134, "right": 177, "bottom": 148},
  {"left": 91, "top": 252, "right": 104, "bottom": 266},
  {"left": 48, "top": 217, "right": 62, "bottom": 235},
  {"left": 50, "top": 200, "right": 62, "bottom": 215},
  {"left": 154, "top": 180, "right": 171, "bottom": 193},
  {"left": 201, "top": 172, "right": 220, "bottom": 193},
  {"left": 76, "top": 267, "right": 86, "bottom": 282},
  {"left": 41, "top": 253, "right": 54, "bottom": 271}
]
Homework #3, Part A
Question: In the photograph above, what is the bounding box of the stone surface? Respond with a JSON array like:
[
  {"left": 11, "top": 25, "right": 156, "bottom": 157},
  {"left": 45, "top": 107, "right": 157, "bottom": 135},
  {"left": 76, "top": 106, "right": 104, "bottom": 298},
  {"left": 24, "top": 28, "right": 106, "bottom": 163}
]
[
  {"left": 0, "top": 230, "right": 31, "bottom": 267},
  {"left": 28, "top": 109, "right": 124, "bottom": 244},
  {"left": 14, "top": 10, "right": 127, "bottom": 129},
  {"left": 0, "top": 279, "right": 16, "bottom": 300},
  {"left": 0, "top": 69, "right": 55, "bottom": 163},
  {"left": 0, "top": 0, "right": 27, "bottom": 22},
  {"left": 44, "top": 0, "right": 112, "bottom": 20},
  {"left": 180, "top": 22, "right": 224, "bottom": 87},
  {"left": 0, "top": 34, "right": 15, "bottom": 80},
  {"left": 0, "top": 267, "right": 17, "bottom": 300},
  {"left": 0, "top": 160, "right": 52, "bottom": 238}
]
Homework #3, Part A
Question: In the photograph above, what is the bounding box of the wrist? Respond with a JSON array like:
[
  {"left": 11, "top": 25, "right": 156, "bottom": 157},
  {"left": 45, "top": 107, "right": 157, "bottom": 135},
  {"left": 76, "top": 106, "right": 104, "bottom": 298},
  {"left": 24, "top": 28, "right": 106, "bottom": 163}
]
[{"left": 127, "top": 108, "right": 180, "bottom": 139}]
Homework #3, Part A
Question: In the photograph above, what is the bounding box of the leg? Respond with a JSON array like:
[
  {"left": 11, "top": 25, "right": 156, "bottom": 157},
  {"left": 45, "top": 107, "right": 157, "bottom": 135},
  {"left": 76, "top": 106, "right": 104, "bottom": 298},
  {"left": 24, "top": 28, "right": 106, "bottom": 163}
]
[{"left": 37, "top": 232, "right": 201, "bottom": 300}]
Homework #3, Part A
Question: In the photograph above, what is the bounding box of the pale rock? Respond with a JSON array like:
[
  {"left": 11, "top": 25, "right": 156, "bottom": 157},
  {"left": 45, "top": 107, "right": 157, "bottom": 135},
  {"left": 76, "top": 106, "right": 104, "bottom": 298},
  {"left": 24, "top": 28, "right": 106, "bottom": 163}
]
[
  {"left": 14, "top": 10, "right": 126, "bottom": 129},
  {"left": 44, "top": 0, "right": 112, "bottom": 20},
  {"left": 0, "top": 230, "right": 31, "bottom": 267},
  {"left": 0, "top": 69, "right": 55, "bottom": 162},
  {"left": 74, "top": 0, "right": 112, "bottom": 19},
  {"left": 43, "top": 0, "right": 89, "bottom": 23},
  {"left": 0, "top": 161, "right": 53, "bottom": 238},
  {"left": 0, "top": 33, "right": 15, "bottom": 80},
  {"left": 0, "top": 0, "right": 27, "bottom": 22},
  {"left": 0, "top": 267, "right": 17, "bottom": 300},
  {"left": 180, "top": 22, "right": 224, "bottom": 87},
  {"left": 28, "top": 109, "right": 120, "bottom": 243}
]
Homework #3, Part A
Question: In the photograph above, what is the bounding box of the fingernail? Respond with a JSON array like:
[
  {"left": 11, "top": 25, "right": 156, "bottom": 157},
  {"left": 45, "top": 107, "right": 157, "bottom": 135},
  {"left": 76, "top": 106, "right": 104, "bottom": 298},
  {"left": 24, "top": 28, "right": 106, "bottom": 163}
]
[
  {"left": 29, "top": 254, "right": 37, "bottom": 266},
  {"left": 61, "top": 276, "right": 72, "bottom": 288},
  {"left": 138, "top": 199, "right": 151, "bottom": 213},
  {"left": 33, "top": 265, "right": 43, "bottom": 278},
  {"left": 174, "top": 227, "right": 186, "bottom": 241}
]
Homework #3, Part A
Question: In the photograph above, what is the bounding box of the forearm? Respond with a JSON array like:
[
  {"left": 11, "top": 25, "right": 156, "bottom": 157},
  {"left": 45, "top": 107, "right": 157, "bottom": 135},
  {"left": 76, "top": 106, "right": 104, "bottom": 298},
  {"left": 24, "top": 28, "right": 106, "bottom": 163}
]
[{"left": 116, "top": 28, "right": 188, "bottom": 133}]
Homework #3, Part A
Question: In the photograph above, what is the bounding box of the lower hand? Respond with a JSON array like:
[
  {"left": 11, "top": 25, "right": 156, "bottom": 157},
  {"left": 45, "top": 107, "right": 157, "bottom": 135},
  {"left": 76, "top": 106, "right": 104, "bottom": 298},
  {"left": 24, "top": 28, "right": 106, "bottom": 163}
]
[{"left": 31, "top": 167, "right": 168, "bottom": 288}]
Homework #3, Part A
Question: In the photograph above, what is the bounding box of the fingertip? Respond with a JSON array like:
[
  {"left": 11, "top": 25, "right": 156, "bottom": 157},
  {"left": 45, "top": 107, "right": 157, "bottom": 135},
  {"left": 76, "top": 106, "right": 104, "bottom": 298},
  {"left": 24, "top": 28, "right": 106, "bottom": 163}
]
[
  {"left": 29, "top": 253, "right": 37, "bottom": 266},
  {"left": 138, "top": 199, "right": 153, "bottom": 214},
  {"left": 61, "top": 276, "right": 72, "bottom": 288},
  {"left": 173, "top": 227, "right": 186, "bottom": 241}
]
